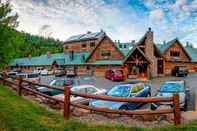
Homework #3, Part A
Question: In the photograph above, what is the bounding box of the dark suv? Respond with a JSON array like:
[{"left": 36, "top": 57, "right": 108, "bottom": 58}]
[{"left": 171, "top": 66, "right": 188, "bottom": 77}]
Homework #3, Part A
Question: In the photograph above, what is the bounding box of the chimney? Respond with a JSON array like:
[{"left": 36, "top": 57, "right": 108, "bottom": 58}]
[
  {"left": 118, "top": 40, "right": 120, "bottom": 43},
  {"left": 69, "top": 51, "right": 74, "bottom": 61},
  {"left": 87, "top": 31, "right": 91, "bottom": 34},
  {"left": 47, "top": 52, "right": 52, "bottom": 58},
  {"left": 100, "top": 29, "right": 104, "bottom": 32},
  {"left": 148, "top": 27, "right": 151, "bottom": 32},
  {"left": 131, "top": 40, "right": 135, "bottom": 44},
  {"left": 114, "top": 40, "right": 117, "bottom": 43},
  {"left": 163, "top": 40, "right": 166, "bottom": 45}
]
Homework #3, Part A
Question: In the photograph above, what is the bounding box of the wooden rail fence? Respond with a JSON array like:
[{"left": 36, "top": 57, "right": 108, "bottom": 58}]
[{"left": 0, "top": 76, "right": 181, "bottom": 127}]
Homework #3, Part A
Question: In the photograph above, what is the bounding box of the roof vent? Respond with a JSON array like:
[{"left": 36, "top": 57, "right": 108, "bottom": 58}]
[
  {"left": 87, "top": 31, "right": 91, "bottom": 34},
  {"left": 131, "top": 40, "right": 135, "bottom": 44}
]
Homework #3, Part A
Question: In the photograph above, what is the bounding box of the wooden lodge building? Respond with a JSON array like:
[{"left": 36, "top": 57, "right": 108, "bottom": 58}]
[{"left": 10, "top": 28, "right": 197, "bottom": 79}]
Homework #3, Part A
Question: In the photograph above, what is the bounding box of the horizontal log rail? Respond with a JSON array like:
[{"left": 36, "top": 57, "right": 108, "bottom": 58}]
[
  {"left": 71, "top": 91, "right": 173, "bottom": 103},
  {"left": 0, "top": 75, "right": 181, "bottom": 127},
  {"left": 71, "top": 102, "right": 174, "bottom": 115}
]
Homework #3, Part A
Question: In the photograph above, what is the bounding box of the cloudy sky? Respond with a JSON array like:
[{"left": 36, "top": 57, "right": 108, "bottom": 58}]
[{"left": 8, "top": 0, "right": 197, "bottom": 46}]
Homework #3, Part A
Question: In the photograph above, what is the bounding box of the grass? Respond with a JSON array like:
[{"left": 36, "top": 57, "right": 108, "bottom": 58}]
[{"left": 0, "top": 84, "right": 197, "bottom": 131}]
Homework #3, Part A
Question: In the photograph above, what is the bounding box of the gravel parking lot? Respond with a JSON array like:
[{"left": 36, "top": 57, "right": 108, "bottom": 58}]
[{"left": 41, "top": 73, "right": 197, "bottom": 111}]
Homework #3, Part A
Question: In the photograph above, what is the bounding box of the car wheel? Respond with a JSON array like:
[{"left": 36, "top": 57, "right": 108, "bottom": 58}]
[
  {"left": 120, "top": 106, "right": 128, "bottom": 110},
  {"left": 147, "top": 92, "right": 151, "bottom": 97},
  {"left": 183, "top": 99, "right": 188, "bottom": 112}
]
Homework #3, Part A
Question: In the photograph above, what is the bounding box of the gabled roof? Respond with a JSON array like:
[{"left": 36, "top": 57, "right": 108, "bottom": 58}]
[
  {"left": 85, "top": 35, "right": 125, "bottom": 62},
  {"left": 65, "top": 31, "right": 105, "bottom": 43},
  {"left": 185, "top": 47, "right": 197, "bottom": 62},
  {"left": 156, "top": 38, "right": 178, "bottom": 53},
  {"left": 156, "top": 38, "right": 191, "bottom": 60},
  {"left": 115, "top": 42, "right": 134, "bottom": 57},
  {"left": 123, "top": 46, "right": 151, "bottom": 64}
]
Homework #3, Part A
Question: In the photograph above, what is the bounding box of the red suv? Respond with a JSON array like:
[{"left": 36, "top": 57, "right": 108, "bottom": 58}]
[{"left": 105, "top": 69, "right": 124, "bottom": 81}]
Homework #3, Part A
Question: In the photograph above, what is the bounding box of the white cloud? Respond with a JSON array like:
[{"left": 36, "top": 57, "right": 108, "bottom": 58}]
[{"left": 149, "top": 9, "right": 164, "bottom": 20}]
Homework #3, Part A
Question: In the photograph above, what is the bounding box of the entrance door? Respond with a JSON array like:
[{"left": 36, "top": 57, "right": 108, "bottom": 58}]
[{"left": 157, "top": 60, "right": 164, "bottom": 74}]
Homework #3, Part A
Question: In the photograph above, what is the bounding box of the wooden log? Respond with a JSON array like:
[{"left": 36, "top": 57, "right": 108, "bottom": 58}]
[
  {"left": 17, "top": 77, "right": 23, "bottom": 96},
  {"left": 71, "top": 102, "right": 173, "bottom": 115},
  {"left": 64, "top": 85, "right": 71, "bottom": 120},
  {"left": 173, "top": 93, "right": 181, "bottom": 127},
  {"left": 22, "top": 86, "right": 64, "bottom": 103},
  {"left": 195, "top": 91, "right": 197, "bottom": 112},
  {"left": 71, "top": 91, "right": 173, "bottom": 103}
]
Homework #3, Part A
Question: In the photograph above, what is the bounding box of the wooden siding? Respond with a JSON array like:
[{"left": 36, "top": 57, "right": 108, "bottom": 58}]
[
  {"left": 163, "top": 41, "right": 190, "bottom": 61},
  {"left": 88, "top": 37, "right": 124, "bottom": 62},
  {"left": 164, "top": 61, "right": 197, "bottom": 74},
  {"left": 63, "top": 40, "right": 98, "bottom": 53}
]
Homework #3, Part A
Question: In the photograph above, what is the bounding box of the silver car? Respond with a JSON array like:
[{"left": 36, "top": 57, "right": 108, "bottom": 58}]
[{"left": 153, "top": 80, "right": 189, "bottom": 111}]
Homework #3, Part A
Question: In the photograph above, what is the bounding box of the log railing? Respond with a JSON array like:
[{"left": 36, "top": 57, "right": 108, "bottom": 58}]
[{"left": 0, "top": 76, "right": 181, "bottom": 127}]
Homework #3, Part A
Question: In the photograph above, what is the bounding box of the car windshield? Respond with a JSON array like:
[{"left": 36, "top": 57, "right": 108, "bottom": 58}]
[
  {"left": 50, "top": 79, "right": 76, "bottom": 87},
  {"left": 160, "top": 82, "right": 184, "bottom": 92},
  {"left": 107, "top": 85, "right": 131, "bottom": 97},
  {"left": 114, "top": 70, "right": 123, "bottom": 74}
]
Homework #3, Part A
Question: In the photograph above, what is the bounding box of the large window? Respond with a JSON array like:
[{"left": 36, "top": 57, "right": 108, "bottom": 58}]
[
  {"left": 101, "top": 50, "right": 111, "bottom": 59},
  {"left": 170, "top": 51, "right": 180, "bottom": 58}
]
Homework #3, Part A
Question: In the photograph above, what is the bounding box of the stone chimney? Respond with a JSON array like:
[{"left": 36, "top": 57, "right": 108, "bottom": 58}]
[{"left": 145, "top": 27, "right": 157, "bottom": 77}]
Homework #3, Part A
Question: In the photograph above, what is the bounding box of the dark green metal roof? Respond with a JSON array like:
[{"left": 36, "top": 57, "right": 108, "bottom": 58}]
[
  {"left": 156, "top": 38, "right": 178, "bottom": 54},
  {"left": 10, "top": 52, "right": 90, "bottom": 66},
  {"left": 185, "top": 47, "right": 197, "bottom": 62}
]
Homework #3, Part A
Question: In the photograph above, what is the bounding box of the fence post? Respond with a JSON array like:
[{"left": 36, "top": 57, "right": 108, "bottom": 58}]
[
  {"left": 17, "top": 77, "right": 23, "bottom": 96},
  {"left": 173, "top": 93, "right": 181, "bottom": 127},
  {"left": 64, "top": 85, "right": 71, "bottom": 120}
]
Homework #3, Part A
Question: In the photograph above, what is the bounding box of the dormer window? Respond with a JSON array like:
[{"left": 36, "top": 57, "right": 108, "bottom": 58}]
[
  {"left": 124, "top": 44, "right": 127, "bottom": 48},
  {"left": 170, "top": 51, "right": 180, "bottom": 59},
  {"left": 119, "top": 44, "right": 122, "bottom": 48},
  {"left": 101, "top": 50, "right": 111, "bottom": 59}
]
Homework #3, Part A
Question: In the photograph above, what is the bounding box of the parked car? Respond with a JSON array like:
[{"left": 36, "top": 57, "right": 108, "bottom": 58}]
[
  {"left": 105, "top": 69, "right": 124, "bottom": 81},
  {"left": 171, "top": 66, "right": 188, "bottom": 77},
  {"left": 152, "top": 80, "right": 189, "bottom": 111},
  {"left": 55, "top": 69, "right": 66, "bottom": 77},
  {"left": 89, "top": 83, "right": 151, "bottom": 110},
  {"left": 40, "top": 69, "right": 48, "bottom": 76},
  {"left": 66, "top": 67, "right": 76, "bottom": 78},
  {"left": 7, "top": 71, "right": 18, "bottom": 77},
  {"left": 16, "top": 73, "right": 40, "bottom": 82},
  {"left": 36, "top": 78, "right": 79, "bottom": 96},
  {"left": 52, "top": 85, "right": 106, "bottom": 104},
  {"left": 33, "top": 67, "right": 44, "bottom": 74}
]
